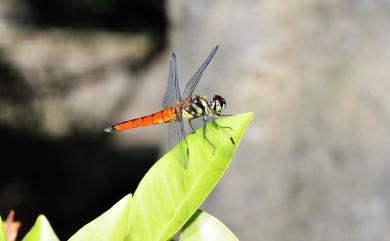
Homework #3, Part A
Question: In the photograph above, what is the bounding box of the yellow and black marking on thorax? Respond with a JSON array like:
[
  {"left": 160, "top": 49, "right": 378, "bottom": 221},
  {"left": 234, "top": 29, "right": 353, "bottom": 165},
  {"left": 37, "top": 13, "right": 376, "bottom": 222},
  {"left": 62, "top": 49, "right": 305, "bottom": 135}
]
[{"left": 181, "top": 95, "right": 212, "bottom": 120}]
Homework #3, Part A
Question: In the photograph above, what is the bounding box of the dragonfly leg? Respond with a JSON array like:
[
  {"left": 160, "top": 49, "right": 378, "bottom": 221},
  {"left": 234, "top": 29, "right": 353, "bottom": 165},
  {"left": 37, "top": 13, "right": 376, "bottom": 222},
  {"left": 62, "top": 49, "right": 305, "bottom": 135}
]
[
  {"left": 203, "top": 120, "right": 216, "bottom": 155},
  {"left": 179, "top": 119, "right": 190, "bottom": 157},
  {"left": 210, "top": 118, "right": 235, "bottom": 145},
  {"left": 212, "top": 118, "right": 233, "bottom": 131},
  {"left": 185, "top": 139, "right": 190, "bottom": 157},
  {"left": 213, "top": 121, "right": 234, "bottom": 131},
  {"left": 188, "top": 119, "right": 196, "bottom": 134}
]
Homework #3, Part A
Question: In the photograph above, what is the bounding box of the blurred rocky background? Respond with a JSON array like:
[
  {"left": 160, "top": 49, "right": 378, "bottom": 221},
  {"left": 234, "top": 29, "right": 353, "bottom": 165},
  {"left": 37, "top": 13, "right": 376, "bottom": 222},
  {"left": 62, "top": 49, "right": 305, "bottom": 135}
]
[{"left": 1, "top": 0, "right": 390, "bottom": 240}]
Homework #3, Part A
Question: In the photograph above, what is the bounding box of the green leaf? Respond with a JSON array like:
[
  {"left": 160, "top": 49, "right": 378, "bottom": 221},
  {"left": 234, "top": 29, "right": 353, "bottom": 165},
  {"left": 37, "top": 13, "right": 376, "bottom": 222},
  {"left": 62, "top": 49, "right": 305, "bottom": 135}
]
[
  {"left": 127, "top": 113, "right": 253, "bottom": 241},
  {"left": 69, "top": 194, "right": 132, "bottom": 241},
  {"left": 22, "top": 215, "right": 59, "bottom": 241},
  {"left": 0, "top": 215, "right": 6, "bottom": 241},
  {"left": 180, "top": 210, "right": 238, "bottom": 241}
]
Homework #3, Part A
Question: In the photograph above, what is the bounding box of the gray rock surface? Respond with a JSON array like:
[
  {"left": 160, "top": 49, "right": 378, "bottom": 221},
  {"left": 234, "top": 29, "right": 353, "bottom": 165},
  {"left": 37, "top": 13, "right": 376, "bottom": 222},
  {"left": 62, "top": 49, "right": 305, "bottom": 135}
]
[{"left": 168, "top": 0, "right": 390, "bottom": 240}]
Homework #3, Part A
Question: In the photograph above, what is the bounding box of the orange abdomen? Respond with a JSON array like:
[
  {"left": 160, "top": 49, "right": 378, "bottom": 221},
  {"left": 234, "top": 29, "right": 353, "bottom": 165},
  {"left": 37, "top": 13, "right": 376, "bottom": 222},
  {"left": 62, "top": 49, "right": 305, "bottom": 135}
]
[{"left": 106, "top": 106, "right": 177, "bottom": 132}]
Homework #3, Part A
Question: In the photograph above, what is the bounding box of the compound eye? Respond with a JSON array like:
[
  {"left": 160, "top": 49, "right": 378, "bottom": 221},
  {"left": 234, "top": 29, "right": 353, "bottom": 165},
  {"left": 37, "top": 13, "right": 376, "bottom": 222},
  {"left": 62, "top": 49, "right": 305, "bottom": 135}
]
[
  {"left": 221, "top": 101, "right": 226, "bottom": 110},
  {"left": 214, "top": 101, "right": 222, "bottom": 112},
  {"left": 212, "top": 95, "right": 226, "bottom": 113}
]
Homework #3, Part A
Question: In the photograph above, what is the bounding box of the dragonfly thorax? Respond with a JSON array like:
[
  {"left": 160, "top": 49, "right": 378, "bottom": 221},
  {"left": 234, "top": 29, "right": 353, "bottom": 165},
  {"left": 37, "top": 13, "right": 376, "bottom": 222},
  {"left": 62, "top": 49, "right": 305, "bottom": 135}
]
[
  {"left": 181, "top": 94, "right": 226, "bottom": 120},
  {"left": 210, "top": 95, "right": 226, "bottom": 114}
]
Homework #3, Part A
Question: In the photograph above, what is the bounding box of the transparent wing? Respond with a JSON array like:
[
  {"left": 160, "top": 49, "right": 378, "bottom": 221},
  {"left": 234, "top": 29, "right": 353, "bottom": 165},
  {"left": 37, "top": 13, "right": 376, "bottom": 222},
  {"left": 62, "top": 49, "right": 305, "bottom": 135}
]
[
  {"left": 163, "top": 53, "right": 182, "bottom": 108},
  {"left": 168, "top": 116, "right": 189, "bottom": 168},
  {"left": 183, "top": 45, "right": 219, "bottom": 98}
]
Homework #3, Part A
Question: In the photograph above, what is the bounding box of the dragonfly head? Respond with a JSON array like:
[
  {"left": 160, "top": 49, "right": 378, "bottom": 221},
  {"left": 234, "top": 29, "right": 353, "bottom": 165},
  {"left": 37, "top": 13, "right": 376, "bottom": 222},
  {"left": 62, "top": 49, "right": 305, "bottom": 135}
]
[{"left": 211, "top": 95, "right": 226, "bottom": 114}]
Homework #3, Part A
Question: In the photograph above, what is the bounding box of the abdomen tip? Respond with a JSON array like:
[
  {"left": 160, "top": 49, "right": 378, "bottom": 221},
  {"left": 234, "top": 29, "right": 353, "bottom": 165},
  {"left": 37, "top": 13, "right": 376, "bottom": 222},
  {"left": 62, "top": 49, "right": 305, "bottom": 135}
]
[{"left": 104, "top": 127, "right": 115, "bottom": 133}]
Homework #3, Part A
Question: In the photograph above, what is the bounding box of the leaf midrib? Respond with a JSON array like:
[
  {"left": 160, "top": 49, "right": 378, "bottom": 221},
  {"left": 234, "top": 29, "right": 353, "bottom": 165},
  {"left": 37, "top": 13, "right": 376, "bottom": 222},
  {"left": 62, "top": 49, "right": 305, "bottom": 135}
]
[{"left": 154, "top": 142, "right": 231, "bottom": 241}]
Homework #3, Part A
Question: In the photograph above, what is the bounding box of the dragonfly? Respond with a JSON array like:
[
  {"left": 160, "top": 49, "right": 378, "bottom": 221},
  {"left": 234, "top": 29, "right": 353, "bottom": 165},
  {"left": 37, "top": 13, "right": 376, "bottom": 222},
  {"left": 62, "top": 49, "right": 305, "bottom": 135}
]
[{"left": 104, "top": 45, "right": 234, "bottom": 165}]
